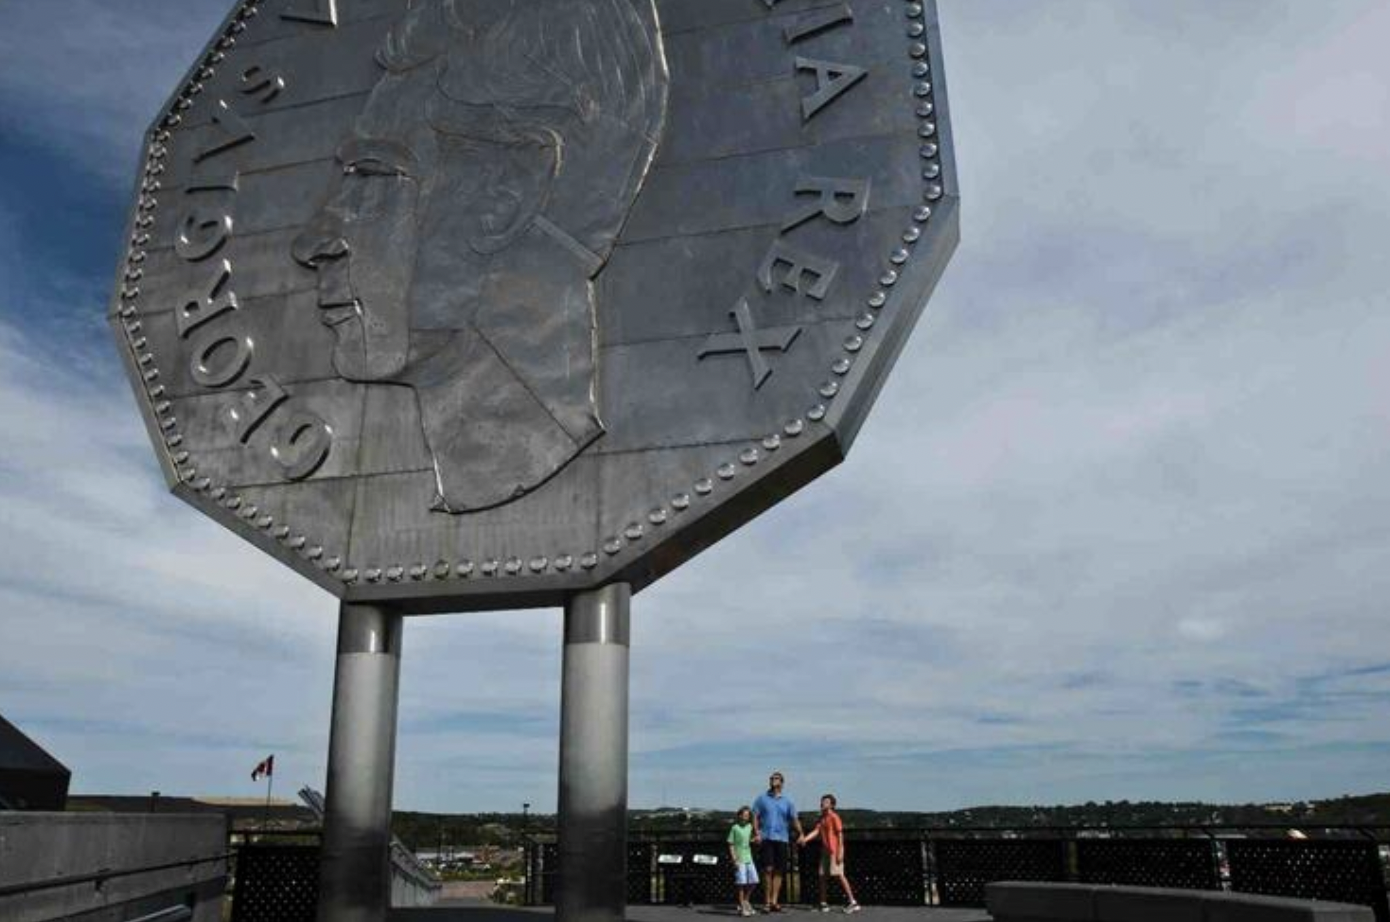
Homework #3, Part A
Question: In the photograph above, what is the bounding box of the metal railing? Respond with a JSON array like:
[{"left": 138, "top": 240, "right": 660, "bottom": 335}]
[
  {"left": 227, "top": 825, "right": 443, "bottom": 922},
  {"left": 0, "top": 851, "right": 231, "bottom": 899},
  {"left": 523, "top": 825, "right": 1390, "bottom": 920},
  {"left": 229, "top": 831, "right": 322, "bottom": 922},
  {"left": 128, "top": 906, "right": 194, "bottom": 922},
  {"left": 294, "top": 785, "right": 442, "bottom": 905}
]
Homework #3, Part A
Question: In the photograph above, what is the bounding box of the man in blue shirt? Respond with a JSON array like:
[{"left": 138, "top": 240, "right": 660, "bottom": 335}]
[{"left": 752, "top": 770, "right": 803, "bottom": 912}]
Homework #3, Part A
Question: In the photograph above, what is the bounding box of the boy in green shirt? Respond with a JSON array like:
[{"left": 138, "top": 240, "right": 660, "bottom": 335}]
[{"left": 728, "top": 806, "right": 759, "bottom": 916}]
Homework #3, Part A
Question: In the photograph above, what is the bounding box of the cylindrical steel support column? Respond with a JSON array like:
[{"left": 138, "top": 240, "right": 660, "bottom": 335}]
[
  {"left": 318, "top": 602, "right": 404, "bottom": 922},
  {"left": 557, "top": 583, "right": 632, "bottom": 922}
]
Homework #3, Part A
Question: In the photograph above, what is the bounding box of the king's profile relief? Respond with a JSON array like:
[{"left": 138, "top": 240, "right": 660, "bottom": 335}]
[{"left": 292, "top": 0, "right": 668, "bottom": 512}]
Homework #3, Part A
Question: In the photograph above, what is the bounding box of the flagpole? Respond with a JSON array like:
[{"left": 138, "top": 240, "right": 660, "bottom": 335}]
[{"left": 264, "top": 769, "right": 274, "bottom": 833}]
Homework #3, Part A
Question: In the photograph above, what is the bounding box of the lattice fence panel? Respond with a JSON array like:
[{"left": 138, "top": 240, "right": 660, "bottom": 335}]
[
  {"left": 231, "top": 845, "right": 319, "bottom": 922},
  {"left": 628, "top": 841, "right": 655, "bottom": 905},
  {"left": 535, "top": 842, "right": 560, "bottom": 904},
  {"left": 933, "top": 838, "right": 1067, "bottom": 908},
  {"left": 796, "top": 840, "right": 823, "bottom": 905},
  {"left": 529, "top": 840, "right": 661, "bottom": 906},
  {"left": 1076, "top": 838, "right": 1219, "bottom": 890},
  {"left": 1226, "top": 839, "right": 1389, "bottom": 922},
  {"left": 653, "top": 839, "right": 736, "bottom": 906},
  {"left": 798, "top": 838, "right": 925, "bottom": 906},
  {"left": 523, "top": 841, "right": 541, "bottom": 905}
]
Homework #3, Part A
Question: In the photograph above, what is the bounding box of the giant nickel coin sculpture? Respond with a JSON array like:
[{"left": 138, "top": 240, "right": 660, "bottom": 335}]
[{"left": 109, "top": 1, "right": 957, "bottom": 919}]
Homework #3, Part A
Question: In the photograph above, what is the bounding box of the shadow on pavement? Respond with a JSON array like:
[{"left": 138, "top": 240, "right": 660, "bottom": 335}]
[
  {"left": 390, "top": 905, "right": 990, "bottom": 922},
  {"left": 392, "top": 903, "right": 548, "bottom": 922}
]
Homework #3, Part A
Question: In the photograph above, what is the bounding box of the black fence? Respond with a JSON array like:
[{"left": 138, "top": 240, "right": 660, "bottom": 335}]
[
  {"left": 1226, "top": 839, "right": 1390, "bottom": 920},
  {"left": 1075, "top": 838, "right": 1220, "bottom": 890},
  {"left": 528, "top": 841, "right": 665, "bottom": 905},
  {"left": 525, "top": 828, "right": 1390, "bottom": 920},
  {"left": 934, "top": 838, "right": 1067, "bottom": 907},
  {"left": 799, "top": 839, "right": 928, "bottom": 906},
  {"left": 229, "top": 832, "right": 321, "bottom": 922}
]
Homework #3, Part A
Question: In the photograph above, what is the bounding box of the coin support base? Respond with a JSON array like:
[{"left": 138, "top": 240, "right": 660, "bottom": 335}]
[
  {"left": 318, "top": 602, "right": 404, "bottom": 922},
  {"left": 557, "top": 583, "right": 632, "bottom": 922}
]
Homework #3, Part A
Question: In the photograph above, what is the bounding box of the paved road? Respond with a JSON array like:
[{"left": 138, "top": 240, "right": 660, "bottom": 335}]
[{"left": 391, "top": 902, "right": 990, "bottom": 922}]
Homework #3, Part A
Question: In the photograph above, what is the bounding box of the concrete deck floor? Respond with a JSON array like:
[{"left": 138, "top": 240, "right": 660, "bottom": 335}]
[{"left": 391, "top": 901, "right": 990, "bottom": 922}]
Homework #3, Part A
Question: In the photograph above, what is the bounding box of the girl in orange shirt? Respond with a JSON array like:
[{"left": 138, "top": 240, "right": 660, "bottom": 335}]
[{"left": 798, "top": 794, "right": 860, "bottom": 913}]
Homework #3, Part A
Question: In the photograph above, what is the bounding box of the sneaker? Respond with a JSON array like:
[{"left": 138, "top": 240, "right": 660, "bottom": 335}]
[
  {"left": 819, "top": 905, "right": 830, "bottom": 914},
  {"left": 844, "top": 904, "right": 861, "bottom": 914}
]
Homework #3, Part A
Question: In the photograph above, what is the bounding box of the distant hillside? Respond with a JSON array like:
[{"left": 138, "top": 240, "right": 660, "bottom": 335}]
[
  {"left": 71, "top": 791, "right": 1390, "bottom": 849},
  {"left": 389, "top": 792, "right": 1390, "bottom": 849},
  {"left": 824, "top": 792, "right": 1390, "bottom": 831}
]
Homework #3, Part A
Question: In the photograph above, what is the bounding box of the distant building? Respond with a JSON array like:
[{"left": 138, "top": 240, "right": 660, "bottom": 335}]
[{"left": 0, "top": 713, "right": 70, "bottom": 810}]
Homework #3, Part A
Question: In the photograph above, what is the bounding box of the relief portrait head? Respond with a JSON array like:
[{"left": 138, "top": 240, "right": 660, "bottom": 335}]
[{"left": 292, "top": 0, "right": 668, "bottom": 512}]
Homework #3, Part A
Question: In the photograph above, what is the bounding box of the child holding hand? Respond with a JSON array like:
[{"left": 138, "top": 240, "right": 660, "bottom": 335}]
[
  {"left": 728, "top": 806, "right": 760, "bottom": 916},
  {"left": 799, "top": 794, "right": 860, "bottom": 913}
]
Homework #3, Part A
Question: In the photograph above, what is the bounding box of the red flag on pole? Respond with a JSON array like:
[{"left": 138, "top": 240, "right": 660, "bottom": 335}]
[{"left": 251, "top": 755, "right": 274, "bottom": 781}]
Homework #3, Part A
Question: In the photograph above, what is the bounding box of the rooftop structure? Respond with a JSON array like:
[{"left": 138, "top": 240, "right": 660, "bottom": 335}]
[{"left": 0, "top": 713, "right": 70, "bottom": 811}]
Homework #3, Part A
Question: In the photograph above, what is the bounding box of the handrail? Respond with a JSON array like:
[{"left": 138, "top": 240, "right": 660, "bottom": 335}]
[
  {"left": 225, "top": 827, "right": 441, "bottom": 894},
  {"left": 390, "top": 840, "right": 444, "bottom": 890},
  {"left": 521, "top": 822, "right": 1390, "bottom": 839},
  {"left": 292, "top": 785, "right": 441, "bottom": 892},
  {"left": 231, "top": 827, "right": 323, "bottom": 840},
  {"left": 0, "top": 852, "right": 231, "bottom": 900},
  {"left": 521, "top": 825, "right": 1390, "bottom": 910},
  {"left": 128, "top": 906, "right": 193, "bottom": 922}
]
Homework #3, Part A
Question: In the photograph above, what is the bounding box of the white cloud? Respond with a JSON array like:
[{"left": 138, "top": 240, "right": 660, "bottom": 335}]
[
  {"left": 1176, "top": 617, "right": 1229, "bottom": 643},
  {"left": 1, "top": 0, "right": 1389, "bottom": 814}
]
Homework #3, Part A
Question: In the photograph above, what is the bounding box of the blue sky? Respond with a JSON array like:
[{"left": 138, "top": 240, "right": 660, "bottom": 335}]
[{"left": 1, "top": 0, "right": 1389, "bottom": 814}]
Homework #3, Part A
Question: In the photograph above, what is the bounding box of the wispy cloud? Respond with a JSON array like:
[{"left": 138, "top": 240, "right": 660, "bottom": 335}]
[
  {"left": 0, "top": 0, "right": 228, "bottom": 182},
  {"left": 0, "top": 0, "right": 1388, "bottom": 813}
]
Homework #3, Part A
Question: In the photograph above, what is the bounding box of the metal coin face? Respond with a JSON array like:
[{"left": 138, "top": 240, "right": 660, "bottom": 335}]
[{"left": 109, "top": 0, "right": 958, "bottom": 613}]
